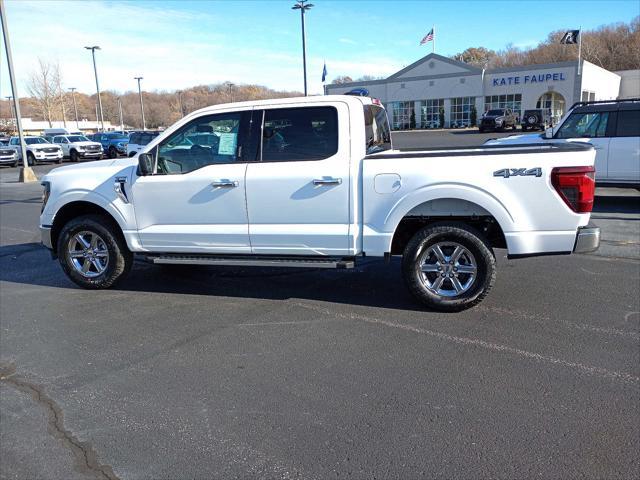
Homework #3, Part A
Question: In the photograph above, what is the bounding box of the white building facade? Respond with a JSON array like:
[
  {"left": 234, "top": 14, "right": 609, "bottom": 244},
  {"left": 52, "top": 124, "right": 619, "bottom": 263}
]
[{"left": 325, "top": 53, "right": 625, "bottom": 130}]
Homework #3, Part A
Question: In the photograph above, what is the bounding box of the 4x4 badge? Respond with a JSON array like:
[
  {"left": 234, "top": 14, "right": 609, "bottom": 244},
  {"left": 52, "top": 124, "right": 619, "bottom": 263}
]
[{"left": 493, "top": 167, "right": 542, "bottom": 178}]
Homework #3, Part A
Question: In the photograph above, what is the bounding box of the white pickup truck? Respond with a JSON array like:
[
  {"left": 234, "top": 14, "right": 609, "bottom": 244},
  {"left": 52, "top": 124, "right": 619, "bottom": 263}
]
[{"left": 40, "top": 95, "right": 599, "bottom": 311}]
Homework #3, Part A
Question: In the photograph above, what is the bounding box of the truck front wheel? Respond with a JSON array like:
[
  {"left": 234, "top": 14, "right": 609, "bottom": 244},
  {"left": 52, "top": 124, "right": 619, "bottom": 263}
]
[
  {"left": 401, "top": 223, "right": 496, "bottom": 311},
  {"left": 57, "top": 214, "right": 133, "bottom": 289}
]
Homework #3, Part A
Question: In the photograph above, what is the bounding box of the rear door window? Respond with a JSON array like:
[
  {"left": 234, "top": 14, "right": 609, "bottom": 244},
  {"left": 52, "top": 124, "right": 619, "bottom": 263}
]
[
  {"left": 261, "top": 106, "right": 338, "bottom": 162},
  {"left": 615, "top": 110, "right": 640, "bottom": 137}
]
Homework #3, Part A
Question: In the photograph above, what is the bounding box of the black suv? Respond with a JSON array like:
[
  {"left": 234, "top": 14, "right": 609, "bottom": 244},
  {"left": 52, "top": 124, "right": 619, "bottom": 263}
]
[
  {"left": 521, "top": 109, "right": 551, "bottom": 131},
  {"left": 479, "top": 108, "right": 517, "bottom": 132}
]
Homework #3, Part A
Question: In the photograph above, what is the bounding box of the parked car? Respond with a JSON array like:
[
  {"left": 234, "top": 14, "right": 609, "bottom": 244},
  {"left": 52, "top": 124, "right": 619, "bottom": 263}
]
[
  {"left": 90, "top": 132, "right": 129, "bottom": 158},
  {"left": 9, "top": 136, "right": 63, "bottom": 165},
  {"left": 127, "top": 130, "right": 161, "bottom": 157},
  {"left": 40, "top": 95, "right": 599, "bottom": 311},
  {"left": 484, "top": 99, "right": 640, "bottom": 188},
  {"left": 0, "top": 145, "right": 18, "bottom": 167},
  {"left": 479, "top": 108, "right": 517, "bottom": 132},
  {"left": 0, "top": 136, "right": 11, "bottom": 146},
  {"left": 52, "top": 134, "right": 103, "bottom": 162},
  {"left": 521, "top": 109, "right": 551, "bottom": 131}
]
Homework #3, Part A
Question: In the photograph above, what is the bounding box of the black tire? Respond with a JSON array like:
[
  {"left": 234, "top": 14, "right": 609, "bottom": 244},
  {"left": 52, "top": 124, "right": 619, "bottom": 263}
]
[
  {"left": 57, "top": 214, "right": 133, "bottom": 289},
  {"left": 108, "top": 146, "right": 117, "bottom": 159},
  {"left": 11, "top": 161, "right": 18, "bottom": 168},
  {"left": 478, "top": 127, "right": 484, "bottom": 133},
  {"left": 55, "top": 159, "right": 62, "bottom": 164},
  {"left": 27, "top": 152, "right": 36, "bottom": 166},
  {"left": 401, "top": 223, "right": 496, "bottom": 311},
  {"left": 70, "top": 150, "right": 79, "bottom": 162}
]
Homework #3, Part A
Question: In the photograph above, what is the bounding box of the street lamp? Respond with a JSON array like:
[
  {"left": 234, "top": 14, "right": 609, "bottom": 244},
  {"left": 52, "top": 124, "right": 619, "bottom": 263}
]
[
  {"left": 227, "top": 82, "right": 235, "bottom": 103},
  {"left": 84, "top": 46, "right": 104, "bottom": 131},
  {"left": 4, "top": 96, "right": 14, "bottom": 122},
  {"left": 134, "top": 76, "right": 146, "bottom": 130},
  {"left": 292, "top": 0, "right": 313, "bottom": 96},
  {"left": 68, "top": 88, "right": 79, "bottom": 129}
]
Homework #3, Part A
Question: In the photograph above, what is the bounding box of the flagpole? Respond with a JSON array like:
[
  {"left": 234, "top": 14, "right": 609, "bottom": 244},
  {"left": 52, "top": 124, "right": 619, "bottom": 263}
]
[
  {"left": 432, "top": 24, "right": 435, "bottom": 54},
  {"left": 577, "top": 26, "right": 582, "bottom": 75}
]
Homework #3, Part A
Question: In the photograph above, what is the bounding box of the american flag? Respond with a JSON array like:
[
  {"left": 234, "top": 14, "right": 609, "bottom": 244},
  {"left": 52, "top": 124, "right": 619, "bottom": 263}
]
[{"left": 420, "top": 28, "right": 434, "bottom": 45}]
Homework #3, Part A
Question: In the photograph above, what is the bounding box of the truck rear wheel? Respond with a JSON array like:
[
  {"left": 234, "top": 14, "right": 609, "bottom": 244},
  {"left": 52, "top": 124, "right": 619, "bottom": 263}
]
[
  {"left": 57, "top": 214, "right": 133, "bottom": 289},
  {"left": 401, "top": 223, "right": 496, "bottom": 311}
]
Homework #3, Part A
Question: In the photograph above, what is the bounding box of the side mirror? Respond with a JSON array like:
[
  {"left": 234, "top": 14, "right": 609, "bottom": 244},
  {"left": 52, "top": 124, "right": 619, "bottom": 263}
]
[
  {"left": 544, "top": 127, "right": 554, "bottom": 139},
  {"left": 138, "top": 153, "right": 154, "bottom": 176}
]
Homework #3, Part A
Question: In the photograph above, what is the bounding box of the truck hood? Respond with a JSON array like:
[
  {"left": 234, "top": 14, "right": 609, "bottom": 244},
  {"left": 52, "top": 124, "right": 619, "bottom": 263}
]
[
  {"left": 42, "top": 157, "right": 136, "bottom": 182},
  {"left": 31, "top": 144, "right": 62, "bottom": 151},
  {"left": 71, "top": 141, "right": 102, "bottom": 147},
  {"left": 483, "top": 133, "right": 545, "bottom": 146}
]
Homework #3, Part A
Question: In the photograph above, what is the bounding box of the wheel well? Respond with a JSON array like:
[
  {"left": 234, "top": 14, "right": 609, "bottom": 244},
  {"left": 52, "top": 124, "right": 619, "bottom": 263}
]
[
  {"left": 390, "top": 216, "right": 506, "bottom": 255},
  {"left": 51, "top": 201, "right": 122, "bottom": 252}
]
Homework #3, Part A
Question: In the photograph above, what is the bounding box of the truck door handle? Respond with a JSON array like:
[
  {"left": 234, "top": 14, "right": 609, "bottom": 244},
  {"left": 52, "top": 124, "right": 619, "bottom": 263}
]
[
  {"left": 211, "top": 180, "right": 239, "bottom": 188},
  {"left": 313, "top": 178, "right": 342, "bottom": 186}
]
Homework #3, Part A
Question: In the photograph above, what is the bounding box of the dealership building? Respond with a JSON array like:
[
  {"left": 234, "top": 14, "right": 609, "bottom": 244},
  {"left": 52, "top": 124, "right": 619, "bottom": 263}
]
[{"left": 326, "top": 53, "right": 638, "bottom": 129}]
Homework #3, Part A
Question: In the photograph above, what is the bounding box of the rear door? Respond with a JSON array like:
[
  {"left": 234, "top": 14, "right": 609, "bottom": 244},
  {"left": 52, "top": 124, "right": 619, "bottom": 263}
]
[
  {"left": 608, "top": 108, "right": 640, "bottom": 182},
  {"left": 245, "top": 103, "right": 352, "bottom": 256}
]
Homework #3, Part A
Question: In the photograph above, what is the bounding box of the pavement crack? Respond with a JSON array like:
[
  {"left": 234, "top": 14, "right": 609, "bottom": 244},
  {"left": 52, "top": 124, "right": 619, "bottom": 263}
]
[{"left": 0, "top": 364, "right": 120, "bottom": 480}]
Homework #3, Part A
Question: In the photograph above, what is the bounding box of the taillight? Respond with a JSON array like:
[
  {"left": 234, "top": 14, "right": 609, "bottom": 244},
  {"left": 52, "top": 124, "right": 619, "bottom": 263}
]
[{"left": 551, "top": 166, "right": 595, "bottom": 213}]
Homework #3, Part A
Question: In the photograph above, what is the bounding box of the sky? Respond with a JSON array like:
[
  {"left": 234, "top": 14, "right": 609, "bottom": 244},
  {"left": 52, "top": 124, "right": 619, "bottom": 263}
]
[{"left": 0, "top": 0, "right": 638, "bottom": 98}]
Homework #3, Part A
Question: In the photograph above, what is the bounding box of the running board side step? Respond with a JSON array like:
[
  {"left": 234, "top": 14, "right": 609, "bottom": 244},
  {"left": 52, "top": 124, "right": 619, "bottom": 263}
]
[{"left": 148, "top": 255, "right": 356, "bottom": 269}]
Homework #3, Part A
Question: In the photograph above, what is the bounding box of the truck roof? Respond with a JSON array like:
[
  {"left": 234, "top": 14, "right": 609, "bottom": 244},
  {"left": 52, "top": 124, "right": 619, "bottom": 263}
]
[{"left": 188, "top": 95, "right": 376, "bottom": 118}]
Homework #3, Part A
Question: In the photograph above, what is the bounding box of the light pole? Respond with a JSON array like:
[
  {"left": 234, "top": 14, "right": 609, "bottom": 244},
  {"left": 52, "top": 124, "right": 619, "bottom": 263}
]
[
  {"left": 177, "top": 90, "right": 185, "bottom": 117},
  {"left": 1, "top": 0, "right": 35, "bottom": 181},
  {"left": 68, "top": 87, "right": 79, "bottom": 129},
  {"left": 84, "top": 46, "right": 104, "bottom": 131},
  {"left": 118, "top": 97, "right": 124, "bottom": 132},
  {"left": 226, "top": 82, "right": 235, "bottom": 103},
  {"left": 4, "top": 96, "right": 14, "bottom": 123},
  {"left": 134, "top": 76, "right": 146, "bottom": 130},
  {"left": 292, "top": 0, "right": 313, "bottom": 96}
]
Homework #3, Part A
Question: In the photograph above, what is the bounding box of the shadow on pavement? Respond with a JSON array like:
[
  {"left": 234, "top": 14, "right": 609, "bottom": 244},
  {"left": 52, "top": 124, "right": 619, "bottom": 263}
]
[{"left": 0, "top": 242, "right": 431, "bottom": 313}]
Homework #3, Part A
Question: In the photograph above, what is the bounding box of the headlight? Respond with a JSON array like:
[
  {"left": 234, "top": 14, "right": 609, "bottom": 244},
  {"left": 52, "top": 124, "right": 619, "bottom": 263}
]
[
  {"left": 41, "top": 181, "right": 50, "bottom": 212},
  {"left": 117, "top": 142, "right": 124, "bottom": 148}
]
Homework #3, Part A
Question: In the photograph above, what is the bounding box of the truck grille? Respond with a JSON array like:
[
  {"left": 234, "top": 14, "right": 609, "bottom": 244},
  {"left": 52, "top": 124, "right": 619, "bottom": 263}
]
[
  {"left": 85, "top": 145, "right": 101, "bottom": 151},
  {"left": 42, "top": 148, "right": 59, "bottom": 153},
  {"left": 0, "top": 149, "right": 15, "bottom": 156}
]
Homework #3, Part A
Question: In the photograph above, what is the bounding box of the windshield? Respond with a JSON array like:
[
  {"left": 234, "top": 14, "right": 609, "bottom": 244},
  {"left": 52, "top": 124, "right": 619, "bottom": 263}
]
[
  {"left": 67, "top": 135, "right": 90, "bottom": 142},
  {"left": 25, "top": 137, "right": 50, "bottom": 145},
  {"left": 107, "top": 133, "right": 128, "bottom": 140},
  {"left": 486, "top": 110, "right": 504, "bottom": 116}
]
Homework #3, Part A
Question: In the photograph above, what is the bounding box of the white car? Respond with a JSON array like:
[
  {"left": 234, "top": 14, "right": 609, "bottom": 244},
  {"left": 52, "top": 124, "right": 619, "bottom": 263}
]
[
  {"left": 484, "top": 99, "right": 640, "bottom": 188},
  {"left": 39, "top": 95, "right": 599, "bottom": 311},
  {"left": 0, "top": 145, "right": 19, "bottom": 167},
  {"left": 126, "top": 131, "right": 161, "bottom": 157},
  {"left": 9, "top": 136, "right": 63, "bottom": 165},
  {"left": 52, "top": 134, "right": 103, "bottom": 162}
]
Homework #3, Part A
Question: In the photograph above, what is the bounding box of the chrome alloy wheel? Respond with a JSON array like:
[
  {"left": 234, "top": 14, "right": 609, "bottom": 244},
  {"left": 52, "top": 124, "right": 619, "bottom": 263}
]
[
  {"left": 419, "top": 242, "right": 477, "bottom": 297},
  {"left": 67, "top": 231, "right": 109, "bottom": 278}
]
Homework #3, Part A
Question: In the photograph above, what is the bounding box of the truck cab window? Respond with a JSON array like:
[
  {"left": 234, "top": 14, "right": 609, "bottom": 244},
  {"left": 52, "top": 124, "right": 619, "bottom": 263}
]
[
  {"left": 261, "top": 106, "right": 338, "bottom": 162},
  {"left": 556, "top": 111, "right": 610, "bottom": 139},
  {"left": 156, "top": 112, "right": 248, "bottom": 174}
]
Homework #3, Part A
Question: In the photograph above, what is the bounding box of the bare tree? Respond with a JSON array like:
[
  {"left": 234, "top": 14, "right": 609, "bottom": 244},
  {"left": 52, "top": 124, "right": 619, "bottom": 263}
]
[{"left": 26, "top": 59, "right": 63, "bottom": 127}]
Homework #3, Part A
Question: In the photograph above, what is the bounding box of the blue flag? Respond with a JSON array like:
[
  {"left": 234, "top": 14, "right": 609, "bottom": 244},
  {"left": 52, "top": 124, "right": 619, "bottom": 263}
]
[{"left": 322, "top": 62, "right": 327, "bottom": 82}]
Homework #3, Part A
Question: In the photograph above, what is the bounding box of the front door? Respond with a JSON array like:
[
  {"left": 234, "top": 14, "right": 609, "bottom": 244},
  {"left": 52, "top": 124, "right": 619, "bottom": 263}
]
[
  {"left": 131, "top": 110, "right": 253, "bottom": 253},
  {"left": 245, "top": 104, "right": 352, "bottom": 256},
  {"left": 555, "top": 110, "right": 612, "bottom": 181}
]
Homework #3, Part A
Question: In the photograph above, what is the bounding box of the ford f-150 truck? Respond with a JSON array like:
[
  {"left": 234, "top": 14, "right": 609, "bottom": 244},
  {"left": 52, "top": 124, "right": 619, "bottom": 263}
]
[{"left": 39, "top": 95, "right": 599, "bottom": 311}]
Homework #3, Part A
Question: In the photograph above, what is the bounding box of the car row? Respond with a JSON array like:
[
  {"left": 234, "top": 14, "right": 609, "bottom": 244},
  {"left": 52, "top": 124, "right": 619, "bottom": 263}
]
[{"left": 0, "top": 129, "right": 162, "bottom": 167}]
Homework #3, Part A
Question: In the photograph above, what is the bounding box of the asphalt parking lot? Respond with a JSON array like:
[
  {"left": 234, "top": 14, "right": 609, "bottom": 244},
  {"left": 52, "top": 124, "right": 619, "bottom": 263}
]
[{"left": 1, "top": 130, "right": 639, "bottom": 479}]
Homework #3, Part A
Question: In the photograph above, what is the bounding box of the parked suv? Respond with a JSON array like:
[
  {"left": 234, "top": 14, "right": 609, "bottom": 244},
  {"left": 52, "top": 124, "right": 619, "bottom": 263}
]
[
  {"left": 0, "top": 145, "right": 18, "bottom": 167},
  {"left": 127, "top": 130, "right": 161, "bottom": 157},
  {"left": 90, "top": 132, "right": 129, "bottom": 158},
  {"left": 52, "top": 134, "right": 103, "bottom": 162},
  {"left": 484, "top": 99, "right": 640, "bottom": 187},
  {"left": 479, "top": 108, "right": 517, "bottom": 132},
  {"left": 9, "top": 136, "right": 63, "bottom": 165},
  {"left": 521, "top": 109, "right": 551, "bottom": 131}
]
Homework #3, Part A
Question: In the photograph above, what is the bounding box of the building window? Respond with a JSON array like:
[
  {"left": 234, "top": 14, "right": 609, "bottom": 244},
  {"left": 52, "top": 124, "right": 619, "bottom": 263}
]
[
  {"left": 581, "top": 91, "right": 596, "bottom": 102},
  {"left": 450, "top": 97, "right": 475, "bottom": 127},
  {"left": 419, "top": 99, "right": 444, "bottom": 128},
  {"left": 389, "top": 101, "right": 415, "bottom": 130},
  {"left": 484, "top": 94, "right": 523, "bottom": 119},
  {"left": 536, "top": 92, "right": 566, "bottom": 125}
]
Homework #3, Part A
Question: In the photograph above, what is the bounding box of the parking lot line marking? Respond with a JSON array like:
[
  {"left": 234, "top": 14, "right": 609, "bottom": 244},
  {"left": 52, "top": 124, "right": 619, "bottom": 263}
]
[{"left": 292, "top": 302, "right": 640, "bottom": 385}]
